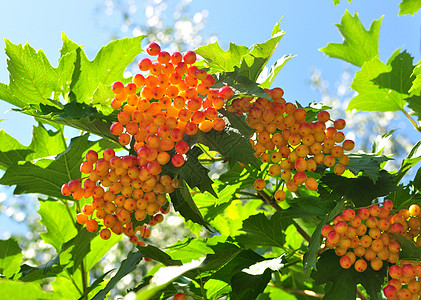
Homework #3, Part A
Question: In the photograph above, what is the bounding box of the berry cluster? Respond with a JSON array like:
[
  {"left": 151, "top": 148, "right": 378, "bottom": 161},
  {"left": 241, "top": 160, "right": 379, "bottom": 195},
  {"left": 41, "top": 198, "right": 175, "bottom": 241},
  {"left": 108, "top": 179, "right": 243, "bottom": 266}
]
[
  {"left": 384, "top": 261, "right": 421, "bottom": 300},
  {"left": 61, "top": 42, "right": 233, "bottom": 246},
  {"left": 321, "top": 202, "right": 421, "bottom": 299},
  {"left": 228, "top": 89, "right": 354, "bottom": 199},
  {"left": 110, "top": 41, "right": 230, "bottom": 159},
  {"left": 61, "top": 149, "right": 172, "bottom": 246},
  {"left": 382, "top": 204, "right": 421, "bottom": 300},
  {"left": 322, "top": 201, "right": 399, "bottom": 272}
]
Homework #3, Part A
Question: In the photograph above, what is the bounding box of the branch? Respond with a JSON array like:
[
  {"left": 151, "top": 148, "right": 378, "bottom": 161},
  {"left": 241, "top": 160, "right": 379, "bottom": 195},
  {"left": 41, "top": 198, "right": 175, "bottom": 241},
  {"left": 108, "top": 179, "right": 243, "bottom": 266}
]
[
  {"left": 357, "top": 286, "right": 369, "bottom": 300},
  {"left": 257, "top": 191, "right": 311, "bottom": 242}
]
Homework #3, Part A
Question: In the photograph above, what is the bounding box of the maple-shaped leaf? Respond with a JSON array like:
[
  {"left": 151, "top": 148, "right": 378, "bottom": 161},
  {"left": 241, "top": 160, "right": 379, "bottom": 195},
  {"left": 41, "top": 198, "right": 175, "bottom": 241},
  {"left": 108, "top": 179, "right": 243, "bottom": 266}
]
[{"left": 320, "top": 10, "right": 382, "bottom": 67}]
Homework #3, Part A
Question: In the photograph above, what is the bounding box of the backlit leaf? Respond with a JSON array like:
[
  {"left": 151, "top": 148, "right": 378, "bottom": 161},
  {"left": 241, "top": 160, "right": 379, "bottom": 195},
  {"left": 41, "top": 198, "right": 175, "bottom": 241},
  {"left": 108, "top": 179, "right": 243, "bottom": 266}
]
[
  {"left": 0, "top": 238, "right": 23, "bottom": 278},
  {"left": 320, "top": 10, "right": 382, "bottom": 67},
  {"left": 399, "top": 0, "right": 421, "bottom": 15},
  {"left": 37, "top": 200, "right": 77, "bottom": 252}
]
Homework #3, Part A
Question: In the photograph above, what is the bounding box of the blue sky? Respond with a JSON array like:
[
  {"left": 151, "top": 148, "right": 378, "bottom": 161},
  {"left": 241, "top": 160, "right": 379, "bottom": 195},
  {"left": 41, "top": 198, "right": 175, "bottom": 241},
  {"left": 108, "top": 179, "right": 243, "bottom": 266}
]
[{"left": 0, "top": 0, "right": 420, "bottom": 235}]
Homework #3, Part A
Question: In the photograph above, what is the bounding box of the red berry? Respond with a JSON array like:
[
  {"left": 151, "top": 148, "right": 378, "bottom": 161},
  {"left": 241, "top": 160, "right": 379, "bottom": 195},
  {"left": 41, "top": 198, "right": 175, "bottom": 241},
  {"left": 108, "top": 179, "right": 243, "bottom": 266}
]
[
  {"left": 146, "top": 42, "right": 161, "bottom": 56},
  {"left": 183, "top": 50, "right": 197, "bottom": 64}
]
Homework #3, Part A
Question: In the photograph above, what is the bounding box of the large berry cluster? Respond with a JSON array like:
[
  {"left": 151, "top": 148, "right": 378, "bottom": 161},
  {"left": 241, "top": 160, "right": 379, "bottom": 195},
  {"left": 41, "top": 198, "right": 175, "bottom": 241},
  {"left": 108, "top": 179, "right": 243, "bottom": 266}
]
[
  {"left": 321, "top": 202, "right": 421, "bottom": 299},
  {"left": 61, "top": 42, "right": 233, "bottom": 246},
  {"left": 228, "top": 89, "right": 355, "bottom": 199}
]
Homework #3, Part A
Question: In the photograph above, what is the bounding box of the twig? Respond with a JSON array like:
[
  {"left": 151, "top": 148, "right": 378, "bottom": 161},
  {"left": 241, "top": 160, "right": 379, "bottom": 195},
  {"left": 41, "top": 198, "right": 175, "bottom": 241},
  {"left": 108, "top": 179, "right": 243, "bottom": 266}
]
[{"left": 257, "top": 191, "right": 311, "bottom": 242}]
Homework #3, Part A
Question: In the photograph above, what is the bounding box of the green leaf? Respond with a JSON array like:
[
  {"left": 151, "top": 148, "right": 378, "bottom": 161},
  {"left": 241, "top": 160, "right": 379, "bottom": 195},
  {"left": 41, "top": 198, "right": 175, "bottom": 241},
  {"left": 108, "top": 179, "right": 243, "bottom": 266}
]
[
  {"left": 393, "top": 234, "right": 421, "bottom": 260},
  {"left": 320, "top": 171, "right": 398, "bottom": 207},
  {"left": 399, "top": 0, "right": 421, "bottom": 15},
  {"left": 0, "top": 130, "right": 33, "bottom": 170},
  {"left": 1, "top": 39, "right": 59, "bottom": 108},
  {"left": 204, "top": 249, "right": 265, "bottom": 299},
  {"left": 61, "top": 228, "right": 98, "bottom": 273},
  {"left": 0, "top": 124, "right": 66, "bottom": 170},
  {"left": 347, "top": 153, "right": 391, "bottom": 183},
  {"left": 38, "top": 201, "right": 77, "bottom": 252},
  {"left": 68, "top": 35, "right": 145, "bottom": 108},
  {"left": 410, "top": 64, "right": 421, "bottom": 92},
  {"left": 214, "top": 72, "right": 269, "bottom": 99},
  {"left": 303, "top": 199, "right": 345, "bottom": 272},
  {"left": 170, "top": 179, "right": 210, "bottom": 229},
  {"left": 136, "top": 245, "right": 182, "bottom": 266},
  {"left": 195, "top": 42, "right": 250, "bottom": 73},
  {"left": 135, "top": 258, "right": 204, "bottom": 300},
  {"left": 0, "top": 135, "right": 95, "bottom": 199},
  {"left": 196, "top": 19, "right": 286, "bottom": 83},
  {"left": 0, "top": 279, "right": 56, "bottom": 300},
  {"left": 395, "top": 140, "right": 421, "bottom": 183},
  {"left": 312, "top": 250, "right": 386, "bottom": 300},
  {"left": 85, "top": 233, "right": 122, "bottom": 270},
  {"left": 259, "top": 55, "right": 294, "bottom": 89},
  {"left": 373, "top": 50, "right": 416, "bottom": 95},
  {"left": 19, "top": 102, "right": 119, "bottom": 143},
  {"left": 240, "top": 19, "right": 286, "bottom": 83},
  {"left": 167, "top": 238, "right": 213, "bottom": 263},
  {"left": 18, "top": 257, "right": 63, "bottom": 282},
  {"left": 320, "top": 10, "right": 382, "bottom": 67},
  {"left": 0, "top": 238, "right": 23, "bottom": 278},
  {"left": 348, "top": 57, "right": 408, "bottom": 112},
  {"left": 187, "top": 109, "right": 259, "bottom": 169},
  {"left": 236, "top": 212, "right": 292, "bottom": 249},
  {"left": 77, "top": 269, "right": 114, "bottom": 300},
  {"left": 281, "top": 195, "right": 334, "bottom": 218},
  {"left": 91, "top": 83, "right": 115, "bottom": 115},
  {"left": 179, "top": 146, "right": 216, "bottom": 197},
  {"left": 92, "top": 250, "right": 143, "bottom": 300},
  {"left": 231, "top": 269, "right": 272, "bottom": 300}
]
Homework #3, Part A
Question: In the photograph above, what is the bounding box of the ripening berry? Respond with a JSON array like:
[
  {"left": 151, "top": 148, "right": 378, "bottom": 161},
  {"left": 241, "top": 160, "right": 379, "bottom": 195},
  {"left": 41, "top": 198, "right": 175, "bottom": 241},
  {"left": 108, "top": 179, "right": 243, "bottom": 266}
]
[
  {"left": 409, "top": 204, "right": 420, "bottom": 216},
  {"left": 317, "top": 110, "right": 330, "bottom": 122},
  {"left": 146, "top": 42, "right": 161, "bottom": 56},
  {"left": 86, "top": 219, "right": 99, "bottom": 232},
  {"left": 111, "top": 81, "right": 124, "bottom": 94},
  {"left": 339, "top": 255, "right": 352, "bottom": 269},
  {"left": 61, "top": 183, "right": 71, "bottom": 196},
  {"left": 174, "top": 293, "right": 187, "bottom": 300},
  {"left": 342, "top": 140, "right": 355, "bottom": 151},
  {"left": 253, "top": 178, "right": 266, "bottom": 191},
  {"left": 169, "top": 153, "right": 184, "bottom": 168},
  {"left": 304, "top": 177, "right": 318, "bottom": 191},
  {"left": 274, "top": 190, "right": 286, "bottom": 202},
  {"left": 333, "top": 119, "right": 346, "bottom": 130},
  {"left": 183, "top": 50, "right": 197, "bottom": 64},
  {"left": 219, "top": 86, "right": 234, "bottom": 100},
  {"left": 354, "top": 259, "right": 367, "bottom": 272},
  {"left": 100, "top": 228, "right": 111, "bottom": 240},
  {"left": 342, "top": 208, "right": 356, "bottom": 221},
  {"left": 76, "top": 213, "right": 89, "bottom": 225}
]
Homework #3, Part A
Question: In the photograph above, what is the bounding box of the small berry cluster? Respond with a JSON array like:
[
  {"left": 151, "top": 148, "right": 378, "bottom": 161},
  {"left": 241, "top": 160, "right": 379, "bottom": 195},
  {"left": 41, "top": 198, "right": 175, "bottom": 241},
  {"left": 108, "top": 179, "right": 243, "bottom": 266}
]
[
  {"left": 61, "top": 149, "right": 173, "bottom": 246},
  {"left": 384, "top": 261, "right": 421, "bottom": 300},
  {"left": 321, "top": 202, "right": 421, "bottom": 299},
  {"left": 227, "top": 89, "right": 354, "bottom": 199},
  {"left": 382, "top": 204, "right": 421, "bottom": 300},
  {"left": 322, "top": 201, "right": 400, "bottom": 273}
]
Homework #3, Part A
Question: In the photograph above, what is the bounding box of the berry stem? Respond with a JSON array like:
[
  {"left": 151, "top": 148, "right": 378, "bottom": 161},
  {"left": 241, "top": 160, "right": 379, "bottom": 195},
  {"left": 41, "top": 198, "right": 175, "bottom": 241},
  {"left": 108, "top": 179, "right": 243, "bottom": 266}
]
[
  {"left": 401, "top": 108, "right": 421, "bottom": 132},
  {"left": 257, "top": 190, "right": 311, "bottom": 242}
]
